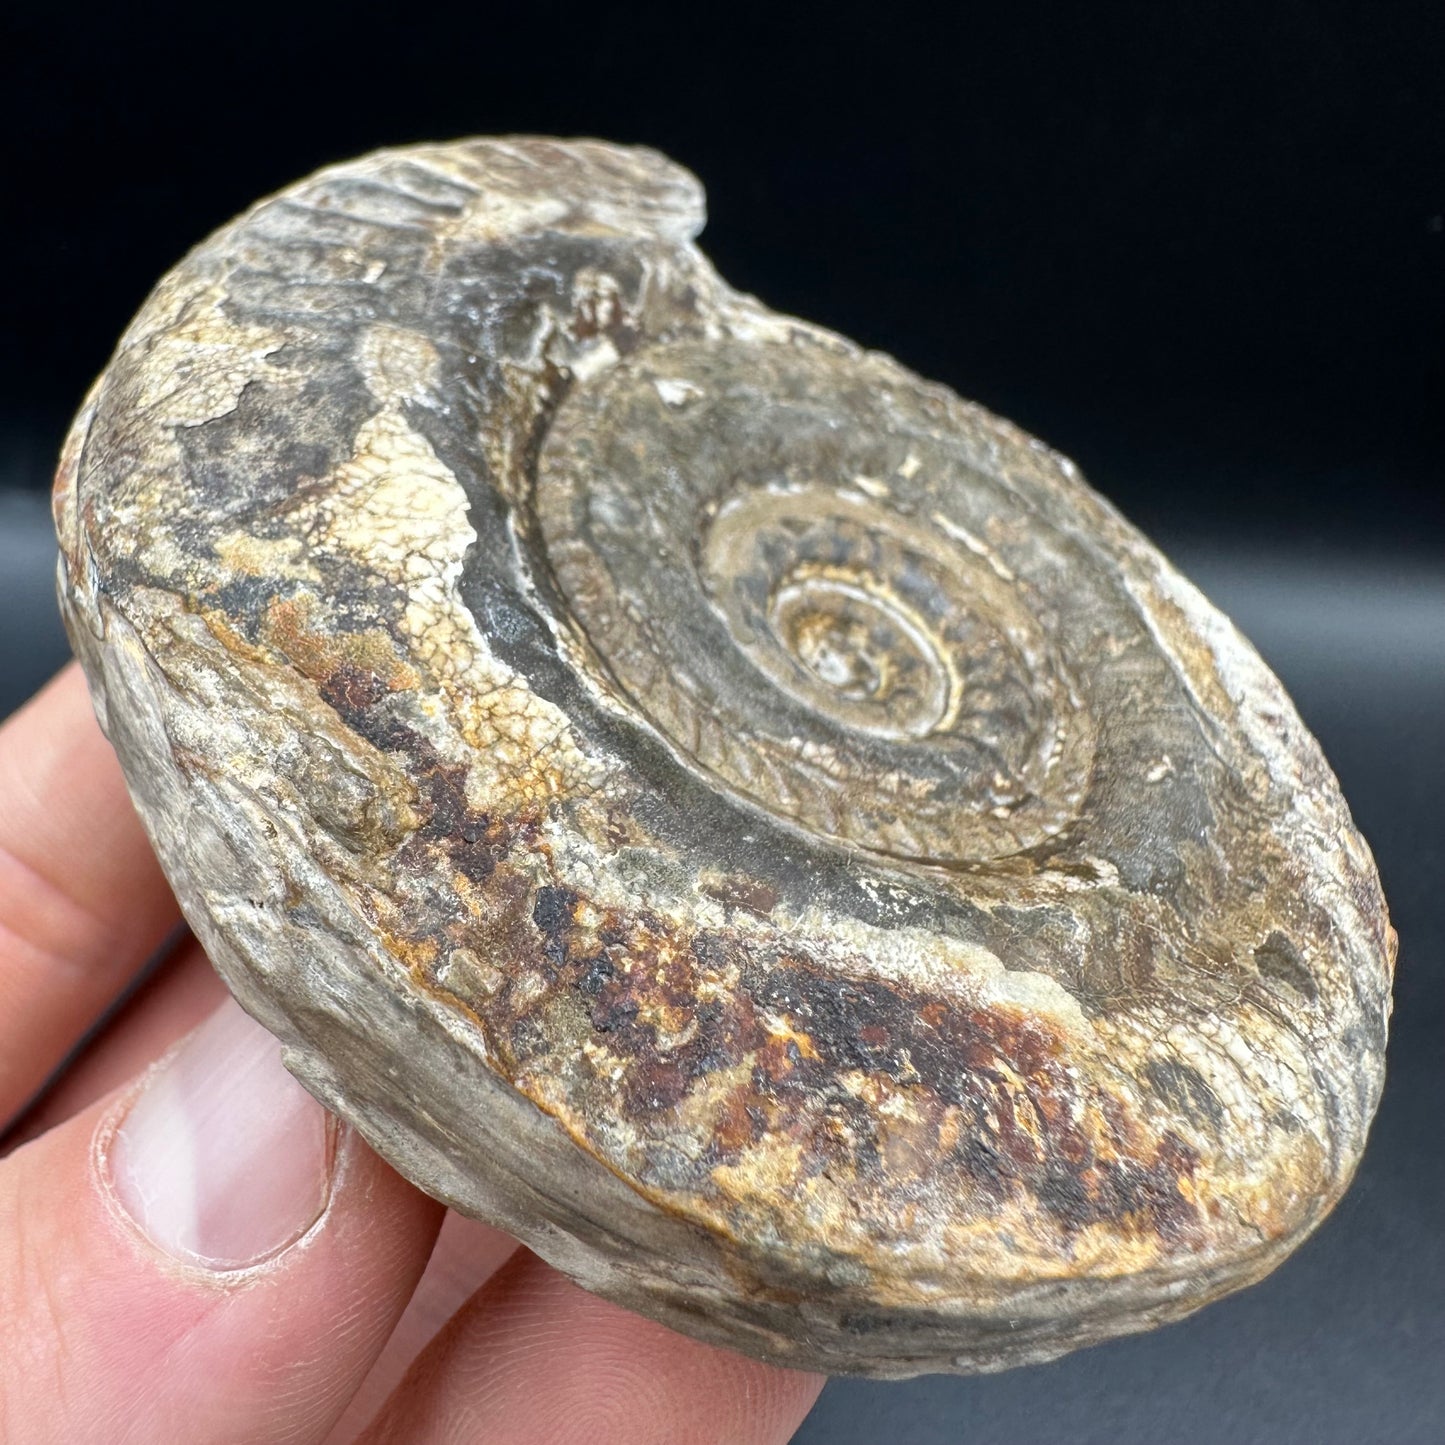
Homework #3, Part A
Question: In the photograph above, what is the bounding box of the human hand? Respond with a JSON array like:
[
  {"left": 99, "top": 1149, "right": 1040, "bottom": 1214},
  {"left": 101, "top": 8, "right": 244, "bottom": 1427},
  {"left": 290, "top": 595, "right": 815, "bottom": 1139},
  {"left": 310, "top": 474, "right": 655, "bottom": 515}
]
[{"left": 0, "top": 665, "right": 823, "bottom": 1443}]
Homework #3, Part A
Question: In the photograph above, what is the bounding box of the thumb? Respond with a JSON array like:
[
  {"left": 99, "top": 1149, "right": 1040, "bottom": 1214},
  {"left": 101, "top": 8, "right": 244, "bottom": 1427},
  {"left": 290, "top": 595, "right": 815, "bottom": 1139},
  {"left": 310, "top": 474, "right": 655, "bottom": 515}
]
[{"left": 0, "top": 998, "right": 443, "bottom": 1443}]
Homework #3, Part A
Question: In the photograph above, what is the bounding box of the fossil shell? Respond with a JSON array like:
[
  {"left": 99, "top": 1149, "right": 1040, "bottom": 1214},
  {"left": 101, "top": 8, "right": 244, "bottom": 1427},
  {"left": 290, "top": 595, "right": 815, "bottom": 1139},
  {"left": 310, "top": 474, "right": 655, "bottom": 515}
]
[{"left": 54, "top": 138, "right": 1394, "bottom": 1377}]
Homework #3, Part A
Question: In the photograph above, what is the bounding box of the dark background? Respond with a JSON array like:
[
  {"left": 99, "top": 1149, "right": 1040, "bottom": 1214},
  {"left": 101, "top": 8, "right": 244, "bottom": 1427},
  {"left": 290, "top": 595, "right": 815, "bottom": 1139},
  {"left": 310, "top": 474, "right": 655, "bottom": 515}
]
[{"left": 2, "top": 3, "right": 1441, "bottom": 1441}]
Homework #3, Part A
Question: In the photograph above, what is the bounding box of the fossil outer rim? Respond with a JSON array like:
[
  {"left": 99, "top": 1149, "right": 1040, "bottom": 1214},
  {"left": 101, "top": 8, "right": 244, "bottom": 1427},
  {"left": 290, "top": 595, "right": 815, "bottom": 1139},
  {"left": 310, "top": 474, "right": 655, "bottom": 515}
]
[{"left": 54, "top": 137, "right": 1394, "bottom": 1377}]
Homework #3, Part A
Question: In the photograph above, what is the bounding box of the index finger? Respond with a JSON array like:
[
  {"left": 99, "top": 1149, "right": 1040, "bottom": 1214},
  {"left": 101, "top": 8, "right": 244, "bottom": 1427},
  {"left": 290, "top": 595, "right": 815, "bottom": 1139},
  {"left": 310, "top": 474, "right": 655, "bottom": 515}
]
[{"left": 0, "top": 663, "right": 181, "bottom": 1126}]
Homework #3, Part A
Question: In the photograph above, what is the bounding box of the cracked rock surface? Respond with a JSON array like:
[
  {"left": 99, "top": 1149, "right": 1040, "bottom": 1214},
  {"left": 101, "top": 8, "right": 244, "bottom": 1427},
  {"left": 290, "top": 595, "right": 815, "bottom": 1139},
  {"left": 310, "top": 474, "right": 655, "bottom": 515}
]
[{"left": 54, "top": 137, "right": 1394, "bottom": 1376}]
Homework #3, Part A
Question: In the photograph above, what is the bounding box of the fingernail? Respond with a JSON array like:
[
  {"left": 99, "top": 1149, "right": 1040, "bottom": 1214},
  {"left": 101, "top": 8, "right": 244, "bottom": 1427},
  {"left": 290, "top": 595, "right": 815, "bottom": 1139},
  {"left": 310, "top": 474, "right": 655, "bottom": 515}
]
[{"left": 110, "top": 998, "right": 335, "bottom": 1269}]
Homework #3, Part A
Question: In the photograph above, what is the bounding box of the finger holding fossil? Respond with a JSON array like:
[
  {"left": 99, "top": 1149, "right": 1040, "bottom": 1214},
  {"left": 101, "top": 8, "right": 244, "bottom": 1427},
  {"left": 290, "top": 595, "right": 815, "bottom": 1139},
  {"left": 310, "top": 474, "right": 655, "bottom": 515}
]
[{"left": 54, "top": 136, "right": 1394, "bottom": 1377}]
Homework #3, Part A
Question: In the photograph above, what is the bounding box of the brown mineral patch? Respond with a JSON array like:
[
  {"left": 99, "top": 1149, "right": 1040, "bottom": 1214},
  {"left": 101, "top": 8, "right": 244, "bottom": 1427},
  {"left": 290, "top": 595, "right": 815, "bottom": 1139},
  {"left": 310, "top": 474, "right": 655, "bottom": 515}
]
[
  {"left": 700, "top": 873, "right": 781, "bottom": 919},
  {"left": 412, "top": 867, "right": 1208, "bottom": 1260},
  {"left": 261, "top": 592, "right": 418, "bottom": 696},
  {"left": 380, "top": 925, "right": 441, "bottom": 976},
  {"left": 319, "top": 663, "right": 391, "bottom": 716}
]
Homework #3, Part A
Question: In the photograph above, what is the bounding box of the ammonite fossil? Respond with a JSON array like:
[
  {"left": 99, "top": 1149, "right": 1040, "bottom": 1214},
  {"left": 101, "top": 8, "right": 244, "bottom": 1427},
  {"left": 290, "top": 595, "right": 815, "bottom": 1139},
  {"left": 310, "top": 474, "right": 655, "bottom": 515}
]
[{"left": 54, "top": 138, "right": 1395, "bottom": 1377}]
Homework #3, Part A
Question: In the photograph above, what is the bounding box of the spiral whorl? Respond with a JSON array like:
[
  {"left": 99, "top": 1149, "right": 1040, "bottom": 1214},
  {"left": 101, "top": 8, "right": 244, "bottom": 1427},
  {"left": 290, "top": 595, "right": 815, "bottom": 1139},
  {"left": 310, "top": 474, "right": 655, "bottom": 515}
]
[{"left": 535, "top": 333, "right": 1095, "bottom": 862}]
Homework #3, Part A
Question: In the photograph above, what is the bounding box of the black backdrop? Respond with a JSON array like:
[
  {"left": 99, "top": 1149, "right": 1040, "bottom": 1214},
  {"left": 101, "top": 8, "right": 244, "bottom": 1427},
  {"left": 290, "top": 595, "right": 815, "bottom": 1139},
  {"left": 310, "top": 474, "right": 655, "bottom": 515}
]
[
  {"left": 2, "top": 4, "right": 1441, "bottom": 1441},
  {"left": 5, "top": 2, "right": 1443, "bottom": 551}
]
